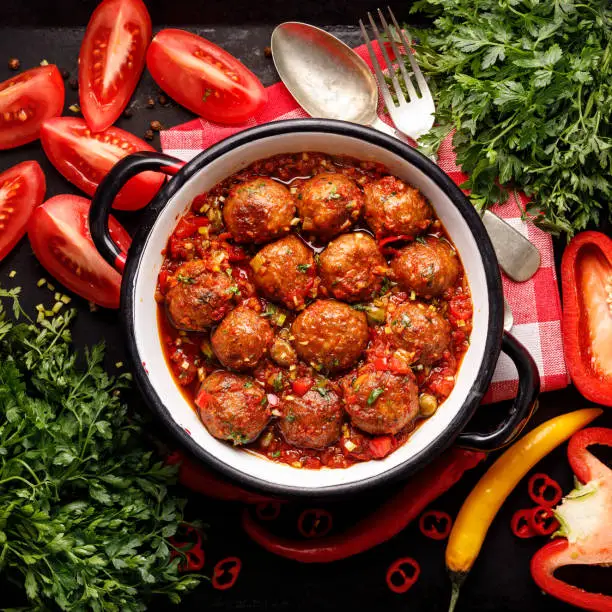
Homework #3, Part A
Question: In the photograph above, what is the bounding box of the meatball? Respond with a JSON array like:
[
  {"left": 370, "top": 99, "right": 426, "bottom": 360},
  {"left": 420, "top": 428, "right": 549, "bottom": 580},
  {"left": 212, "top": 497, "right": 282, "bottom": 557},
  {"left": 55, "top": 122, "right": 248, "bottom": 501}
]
[
  {"left": 165, "top": 260, "right": 236, "bottom": 331},
  {"left": 296, "top": 172, "right": 364, "bottom": 239},
  {"left": 195, "top": 371, "right": 270, "bottom": 444},
  {"left": 223, "top": 177, "right": 296, "bottom": 243},
  {"left": 211, "top": 305, "right": 273, "bottom": 371},
  {"left": 318, "top": 232, "right": 388, "bottom": 302},
  {"left": 392, "top": 237, "right": 460, "bottom": 298},
  {"left": 279, "top": 385, "right": 343, "bottom": 449},
  {"left": 292, "top": 300, "right": 368, "bottom": 372},
  {"left": 343, "top": 365, "right": 419, "bottom": 435},
  {"left": 250, "top": 235, "right": 316, "bottom": 310},
  {"left": 364, "top": 176, "right": 433, "bottom": 238},
  {"left": 386, "top": 301, "right": 451, "bottom": 365}
]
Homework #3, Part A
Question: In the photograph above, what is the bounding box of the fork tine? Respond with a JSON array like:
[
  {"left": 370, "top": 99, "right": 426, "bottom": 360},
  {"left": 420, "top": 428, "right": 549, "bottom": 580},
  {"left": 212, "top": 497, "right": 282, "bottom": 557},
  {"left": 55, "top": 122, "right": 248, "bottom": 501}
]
[
  {"left": 377, "top": 8, "right": 418, "bottom": 101},
  {"left": 367, "top": 12, "right": 409, "bottom": 104},
  {"left": 359, "top": 19, "right": 396, "bottom": 111},
  {"left": 387, "top": 7, "right": 430, "bottom": 96}
]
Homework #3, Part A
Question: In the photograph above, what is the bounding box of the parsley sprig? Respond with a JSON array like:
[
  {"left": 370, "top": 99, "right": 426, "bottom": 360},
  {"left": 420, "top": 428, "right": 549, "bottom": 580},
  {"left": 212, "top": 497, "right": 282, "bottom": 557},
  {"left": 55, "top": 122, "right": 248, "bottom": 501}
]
[
  {"left": 0, "top": 288, "right": 202, "bottom": 610},
  {"left": 408, "top": 0, "right": 611, "bottom": 236}
]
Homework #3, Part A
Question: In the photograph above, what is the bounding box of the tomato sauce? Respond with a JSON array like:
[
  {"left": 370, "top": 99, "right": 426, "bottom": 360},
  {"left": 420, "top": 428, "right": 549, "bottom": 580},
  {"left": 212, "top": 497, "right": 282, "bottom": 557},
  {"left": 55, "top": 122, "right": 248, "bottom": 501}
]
[{"left": 156, "top": 152, "right": 473, "bottom": 469}]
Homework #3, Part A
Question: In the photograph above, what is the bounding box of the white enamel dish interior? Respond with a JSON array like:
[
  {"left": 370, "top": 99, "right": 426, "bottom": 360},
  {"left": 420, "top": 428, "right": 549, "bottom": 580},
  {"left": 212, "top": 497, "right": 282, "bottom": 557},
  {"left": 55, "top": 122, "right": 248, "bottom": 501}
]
[{"left": 131, "top": 132, "right": 489, "bottom": 490}]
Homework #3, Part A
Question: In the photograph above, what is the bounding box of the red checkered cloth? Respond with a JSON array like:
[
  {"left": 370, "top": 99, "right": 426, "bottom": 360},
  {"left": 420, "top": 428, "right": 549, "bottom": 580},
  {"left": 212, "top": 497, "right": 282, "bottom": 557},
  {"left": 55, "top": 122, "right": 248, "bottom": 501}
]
[{"left": 160, "top": 43, "right": 569, "bottom": 404}]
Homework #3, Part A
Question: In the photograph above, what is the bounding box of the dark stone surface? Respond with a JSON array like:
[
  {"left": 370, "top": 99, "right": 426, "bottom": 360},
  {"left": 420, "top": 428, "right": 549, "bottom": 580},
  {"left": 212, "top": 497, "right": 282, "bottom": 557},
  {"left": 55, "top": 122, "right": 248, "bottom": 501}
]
[{"left": 0, "top": 4, "right": 609, "bottom": 611}]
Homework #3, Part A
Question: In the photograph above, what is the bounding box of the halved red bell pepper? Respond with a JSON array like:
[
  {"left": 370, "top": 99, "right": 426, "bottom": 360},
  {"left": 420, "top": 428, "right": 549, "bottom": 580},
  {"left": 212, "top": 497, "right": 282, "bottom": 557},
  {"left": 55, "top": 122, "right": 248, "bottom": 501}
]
[
  {"left": 561, "top": 231, "right": 612, "bottom": 407},
  {"left": 530, "top": 427, "right": 612, "bottom": 611}
]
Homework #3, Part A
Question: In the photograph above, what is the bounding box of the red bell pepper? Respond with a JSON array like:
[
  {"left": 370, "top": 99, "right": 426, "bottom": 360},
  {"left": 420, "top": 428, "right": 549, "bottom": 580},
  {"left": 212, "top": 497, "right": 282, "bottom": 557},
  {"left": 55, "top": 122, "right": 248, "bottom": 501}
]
[
  {"left": 531, "top": 427, "right": 612, "bottom": 611},
  {"left": 561, "top": 231, "right": 612, "bottom": 407}
]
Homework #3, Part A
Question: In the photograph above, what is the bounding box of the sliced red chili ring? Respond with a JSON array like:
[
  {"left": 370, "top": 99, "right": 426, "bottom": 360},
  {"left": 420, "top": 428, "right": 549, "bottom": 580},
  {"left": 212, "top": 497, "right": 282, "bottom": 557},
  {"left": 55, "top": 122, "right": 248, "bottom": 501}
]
[
  {"left": 528, "top": 473, "right": 563, "bottom": 508},
  {"left": 169, "top": 525, "right": 205, "bottom": 572},
  {"left": 378, "top": 234, "right": 413, "bottom": 256},
  {"left": 297, "top": 508, "right": 333, "bottom": 539},
  {"left": 211, "top": 556, "right": 242, "bottom": 590},
  {"left": 418, "top": 510, "right": 452, "bottom": 540},
  {"left": 529, "top": 505, "right": 560, "bottom": 536},
  {"left": 511, "top": 508, "right": 537, "bottom": 539},
  {"left": 386, "top": 557, "right": 421, "bottom": 594},
  {"left": 255, "top": 501, "right": 282, "bottom": 521}
]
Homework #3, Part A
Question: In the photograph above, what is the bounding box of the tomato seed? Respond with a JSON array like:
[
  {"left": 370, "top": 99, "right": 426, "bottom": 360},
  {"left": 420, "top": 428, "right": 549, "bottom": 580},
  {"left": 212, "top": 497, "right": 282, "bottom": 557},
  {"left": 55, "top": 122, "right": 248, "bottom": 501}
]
[{"left": 8, "top": 58, "right": 20, "bottom": 70}]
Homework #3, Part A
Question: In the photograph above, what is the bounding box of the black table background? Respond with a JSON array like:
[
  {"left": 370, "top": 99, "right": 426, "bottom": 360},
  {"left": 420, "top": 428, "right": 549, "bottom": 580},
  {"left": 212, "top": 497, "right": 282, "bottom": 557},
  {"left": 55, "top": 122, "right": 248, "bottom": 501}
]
[{"left": 0, "top": 2, "right": 610, "bottom": 610}]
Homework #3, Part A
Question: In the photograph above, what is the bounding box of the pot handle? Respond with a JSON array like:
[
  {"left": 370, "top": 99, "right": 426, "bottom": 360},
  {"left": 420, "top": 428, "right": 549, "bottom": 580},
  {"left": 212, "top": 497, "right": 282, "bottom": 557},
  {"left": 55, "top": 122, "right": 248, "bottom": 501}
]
[
  {"left": 90, "top": 151, "right": 184, "bottom": 273},
  {"left": 457, "top": 332, "right": 540, "bottom": 451}
]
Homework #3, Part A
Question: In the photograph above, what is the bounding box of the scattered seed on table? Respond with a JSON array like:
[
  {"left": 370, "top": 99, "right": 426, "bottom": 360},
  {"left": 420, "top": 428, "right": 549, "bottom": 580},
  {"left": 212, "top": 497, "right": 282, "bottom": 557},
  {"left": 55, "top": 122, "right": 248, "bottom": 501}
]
[
  {"left": 144, "top": 129, "right": 154, "bottom": 141},
  {"left": 158, "top": 94, "right": 169, "bottom": 106},
  {"left": 39, "top": 59, "right": 49, "bottom": 66},
  {"left": 69, "top": 104, "right": 81, "bottom": 114},
  {"left": 146, "top": 98, "right": 155, "bottom": 108},
  {"left": 264, "top": 46, "right": 272, "bottom": 58},
  {"left": 60, "top": 69, "right": 70, "bottom": 80},
  {"left": 68, "top": 78, "right": 78, "bottom": 90},
  {"left": 150, "top": 120, "right": 163, "bottom": 132},
  {"left": 8, "top": 57, "right": 20, "bottom": 70},
  {"left": 123, "top": 107, "right": 134, "bottom": 118}
]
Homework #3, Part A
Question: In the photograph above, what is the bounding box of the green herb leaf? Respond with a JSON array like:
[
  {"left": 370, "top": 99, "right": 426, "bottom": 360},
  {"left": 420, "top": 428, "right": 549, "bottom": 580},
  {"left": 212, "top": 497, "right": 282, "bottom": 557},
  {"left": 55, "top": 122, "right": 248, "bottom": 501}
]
[{"left": 367, "top": 387, "right": 385, "bottom": 405}]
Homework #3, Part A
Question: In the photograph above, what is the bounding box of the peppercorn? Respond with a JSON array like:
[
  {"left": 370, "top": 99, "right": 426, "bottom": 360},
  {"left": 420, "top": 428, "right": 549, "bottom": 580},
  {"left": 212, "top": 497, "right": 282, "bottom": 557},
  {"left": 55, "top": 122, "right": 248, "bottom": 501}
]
[
  {"left": 150, "top": 120, "right": 163, "bottom": 132},
  {"left": 264, "top": 46, "right": 272, "bottom": 58},
  {"left": 68, "top": 78, "right": 78, "bottom": 90},
  {"left": 158, "top": 94, "right": 169, "bottom": 106},
  {"left": 123, "top": 107, "right": 134, "bottom": 119},
  {"left": 8, "top": 58, "right": 20, "bottom": 70},
  {"left": 144, "top": 129, "right": 154, "bottom": 141},
  {"left": 146, "top": 98, "right": 155, "bottom": 108},
  {"left": 60, "top": 69, "right": 70, "bottom": 80}
]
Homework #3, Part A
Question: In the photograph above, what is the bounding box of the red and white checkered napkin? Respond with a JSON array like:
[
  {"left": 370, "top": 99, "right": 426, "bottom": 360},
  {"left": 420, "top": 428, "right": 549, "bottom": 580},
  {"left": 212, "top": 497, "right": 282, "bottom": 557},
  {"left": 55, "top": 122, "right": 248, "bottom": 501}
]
[{"left": 160, "top": 43, "right": 569, "bottom": 404}]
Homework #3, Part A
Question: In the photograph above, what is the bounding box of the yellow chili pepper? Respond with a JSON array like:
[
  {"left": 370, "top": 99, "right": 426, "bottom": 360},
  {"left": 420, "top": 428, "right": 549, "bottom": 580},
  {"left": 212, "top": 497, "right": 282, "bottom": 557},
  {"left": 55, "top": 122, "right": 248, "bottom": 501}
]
[{"left": 446, "top": 408, "right": 602, "bottom": 611}]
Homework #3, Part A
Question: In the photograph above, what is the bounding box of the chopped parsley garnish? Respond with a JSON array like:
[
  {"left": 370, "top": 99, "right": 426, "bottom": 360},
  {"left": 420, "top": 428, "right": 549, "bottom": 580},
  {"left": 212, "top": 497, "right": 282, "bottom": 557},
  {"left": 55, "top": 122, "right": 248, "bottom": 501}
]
[
  {"left": 244, "top": 381, "right": 254, "bottom": 389},
  {"left": 272, "top": 372, "right": 283, "bottom": 393},
  {"left": 260, "top": 395, "right": 269, "bottom": 407},
  {"left": 271, "top": 450, "right": 281, "bottom": 458},
  {"left": 367, "top": 387, "right": 385, "bottom": 405},
  {"left": 286, "top": 412, "right": 296, "bottom": 423},
  {"left": 202, "top": 88, "right": 213, "bottom": 101},
  {"left": 177, "top": 274, "right": 196, "bottom": 284},
  {"left": 416, "top": 236, "right": 427, "bottom": 245},
  {"left": 226, "top": 285, "right": 241, "bottom": 296},
  {"left": 402, "top": 314, "right": 413, "bottom": 328},
  {"left": 296, "top": 263, "right": 311, "bottom": 273}
]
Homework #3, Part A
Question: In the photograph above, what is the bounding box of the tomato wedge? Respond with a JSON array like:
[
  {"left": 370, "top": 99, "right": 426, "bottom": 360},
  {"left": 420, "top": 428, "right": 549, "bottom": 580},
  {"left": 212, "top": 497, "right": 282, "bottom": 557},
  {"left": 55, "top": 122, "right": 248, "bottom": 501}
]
[
  {"left": 0, "top": 66, "right": 65, "bottom": 150},
  {"left": 561, "top": 231, "right": 612, "bottom": 407},
  {"left": 146, "top": 29, "right": 267, "bottom": 124},
  {"left": 28, "top": 195, "right": 131, "bottom": 309},
  {"left": 41, "top": 117, "right": 165, "bottom": 211},
  {"left": 0, "top": 161, "right": 46, "bottom": 261},
  {"left": 79, "top": 0, "right": 152, "bottom": 132}
]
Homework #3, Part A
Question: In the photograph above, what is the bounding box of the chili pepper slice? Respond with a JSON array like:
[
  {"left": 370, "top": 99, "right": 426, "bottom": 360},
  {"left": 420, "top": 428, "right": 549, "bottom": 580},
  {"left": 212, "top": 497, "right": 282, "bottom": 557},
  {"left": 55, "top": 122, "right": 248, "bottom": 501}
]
[
  {"left": 169, "top": 525, "right": 205, "bottom": 572},
  {"left": 378, "top": 234, "right": 413, "bottom": 255},
  {"left": 510, "top": 508, "right": 537, "bottom": 539},
  {"left": 297, "top": 509, "right": 333, "bottom": 539},
  {"left": 211, "top": 557, "right": 242, "bottom": 591},
  {"left": 255, "top": 501, "right": 282, "bottom": 521},
  {"left": 386, "top": 557, "right": 421, "bottom": 594},
  {"left": 529, "top": 506, "right": 560, "bottom": 536},
  {"left": 419, "top": 510, "right": 452, "bottom": 540},
  {"left": 527, "top": 473, "right": 563, "bottom": 508}
]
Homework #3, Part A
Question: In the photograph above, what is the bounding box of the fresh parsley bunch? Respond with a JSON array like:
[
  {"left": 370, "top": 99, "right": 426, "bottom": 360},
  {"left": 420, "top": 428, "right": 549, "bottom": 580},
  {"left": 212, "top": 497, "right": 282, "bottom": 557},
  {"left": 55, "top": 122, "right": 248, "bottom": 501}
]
[
  {"left": 410, "top": 0, "right": 611, "bottom": 235},
  {"left": 0, "top": 288, "right": 202, "bottom": 611}
]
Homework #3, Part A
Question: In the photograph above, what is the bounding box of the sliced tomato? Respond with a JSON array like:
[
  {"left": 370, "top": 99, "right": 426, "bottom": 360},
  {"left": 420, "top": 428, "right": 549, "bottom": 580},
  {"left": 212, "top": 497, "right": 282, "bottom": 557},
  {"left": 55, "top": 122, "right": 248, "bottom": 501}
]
[
  {"left": 79, "top": 0, "right": 152, "bottom": 132},
  {"left": 0, "top": 66, "right": 65, "bottom": 150},
  {"left": 146, "top": 29, "right": 267, "bottom": 124},
  {"left": 28, "top": 195, "right": 131, "bottom": 309},
  {"left": 561, "top": 231, "right": 612, "bottom": 406},
  {"left": 41, "top": 117, "right": 164, "bottom": 211},
  {"left": 0, "top": 161, "right": 46, "bottom": 261}
]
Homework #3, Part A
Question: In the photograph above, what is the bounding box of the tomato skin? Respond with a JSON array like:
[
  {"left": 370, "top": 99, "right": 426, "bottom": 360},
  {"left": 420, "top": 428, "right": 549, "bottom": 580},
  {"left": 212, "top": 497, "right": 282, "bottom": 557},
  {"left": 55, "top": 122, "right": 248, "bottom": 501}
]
[
  {"left": 79, "top": 0, "right": 152, "bottom": 132},
  {"left": 28, "top": 195, "right": 131, "bottom": 309},
  {"left": 146, "top": 29, "right": 267, "bottom": 124},
  {"left": 0, "top": 161, "right": 46, "bottom": 261},
  {"left": 561, "top": 231, "right": 612, "bottom": 407},
  {"left": 41, "top": 117, "right": 165, "bottom": 211},
  {"left": 0, "top": 66, "right": 65, "bottom": 150}
]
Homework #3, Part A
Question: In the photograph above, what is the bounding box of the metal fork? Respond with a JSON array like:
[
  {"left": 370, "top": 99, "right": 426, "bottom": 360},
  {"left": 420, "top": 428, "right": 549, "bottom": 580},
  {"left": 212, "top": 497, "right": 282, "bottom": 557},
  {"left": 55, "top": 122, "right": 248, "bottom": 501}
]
[{"left": 360, "top": 8, "right": 540, "bottom": 285}]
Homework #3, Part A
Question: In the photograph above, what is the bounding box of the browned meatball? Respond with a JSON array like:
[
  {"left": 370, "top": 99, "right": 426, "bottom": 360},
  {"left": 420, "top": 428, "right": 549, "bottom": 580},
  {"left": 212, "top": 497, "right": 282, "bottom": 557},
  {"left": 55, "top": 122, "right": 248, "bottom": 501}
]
[
  {"left": 318, "top": 232, "right": 388, "bottom": 302},
  {"left": 250, "top": 235, "right": 316, "bottom": 310},
  {"left": 292, "top": 300, "right": 368, "bottom": 372},
  {"left": 279, "top": 384, "right": 343, "bottom": 449},
  {"left": 211, "top": 305, "right": 273, "bottom": 371},
  {"left": 364, "top": 176, "right": 433, "bottom": 238},
  {"left": 342, "top": 364, "right": 419, "bottom": 435},
  {"left": 386, "top": 301, "right": 451, "bottom": 365},
  {"left": 165, "top": 260, "right": 236, "bottom": 331},
  {"left": 392, "top": 237, "right": 460, "bottom": 298},
  {"left": 195, "top": 371, "right": 270, "bottom": 444},
  {"left": 296, "top": 172, "right": 364, "bottom": 239},
  {"left": 223, "top": 177, "right": 296, "bottom": 243}
]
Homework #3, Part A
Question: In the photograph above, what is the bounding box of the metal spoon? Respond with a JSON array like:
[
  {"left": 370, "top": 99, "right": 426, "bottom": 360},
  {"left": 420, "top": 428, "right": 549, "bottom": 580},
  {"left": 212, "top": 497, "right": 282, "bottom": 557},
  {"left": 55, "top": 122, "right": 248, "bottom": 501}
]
[{"left": 271, "top": 21, "right": 540, "bottom": 283}]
